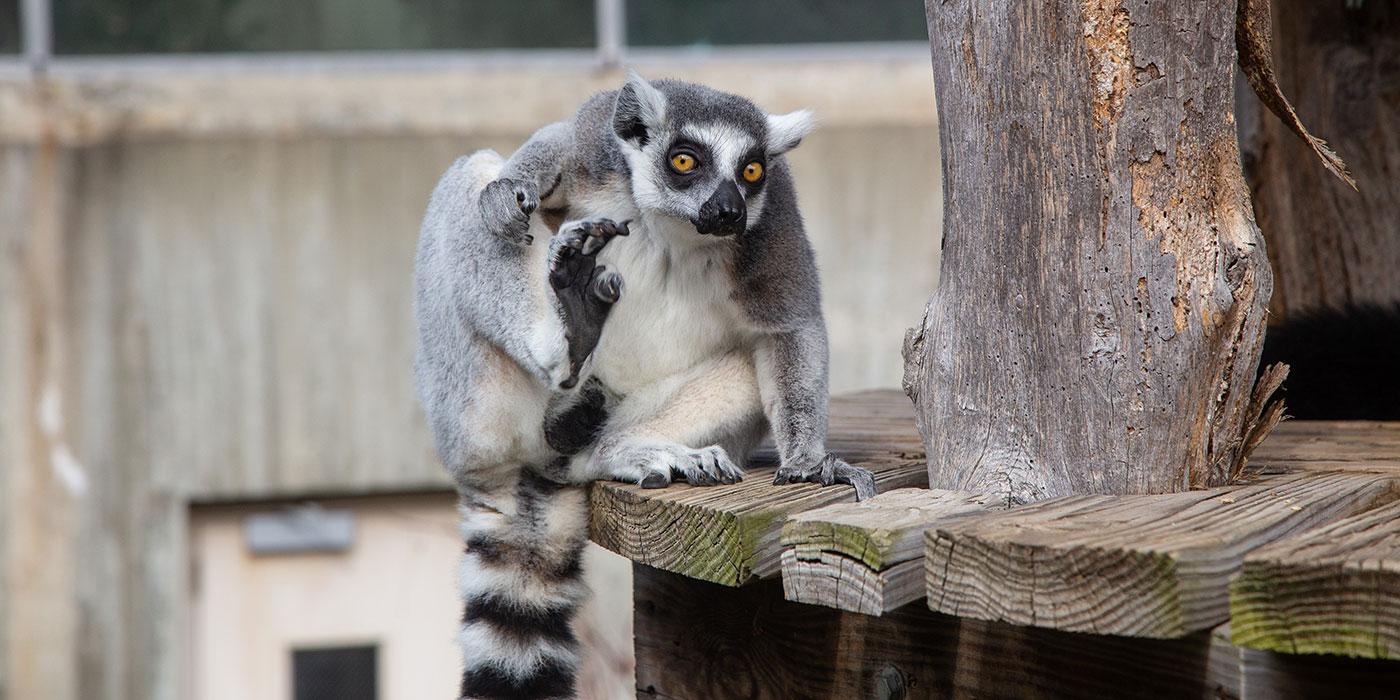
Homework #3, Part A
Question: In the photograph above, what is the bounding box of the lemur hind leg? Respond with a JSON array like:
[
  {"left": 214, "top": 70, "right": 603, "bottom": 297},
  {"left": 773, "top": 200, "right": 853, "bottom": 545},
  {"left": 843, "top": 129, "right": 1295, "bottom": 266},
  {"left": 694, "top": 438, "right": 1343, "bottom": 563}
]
[{"left": 560, "top": 352, "right": 766, "bottom": 487}]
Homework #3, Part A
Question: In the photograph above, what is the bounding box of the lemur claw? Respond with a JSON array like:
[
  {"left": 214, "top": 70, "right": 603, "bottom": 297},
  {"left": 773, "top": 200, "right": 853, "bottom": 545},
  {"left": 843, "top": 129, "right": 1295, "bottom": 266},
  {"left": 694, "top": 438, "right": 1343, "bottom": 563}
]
[
  {"left": 629, "top": 445, "right": 743, "bottom": 489},
  {"left": 773, "top": 454, "right": 876, "bottom": 501}
]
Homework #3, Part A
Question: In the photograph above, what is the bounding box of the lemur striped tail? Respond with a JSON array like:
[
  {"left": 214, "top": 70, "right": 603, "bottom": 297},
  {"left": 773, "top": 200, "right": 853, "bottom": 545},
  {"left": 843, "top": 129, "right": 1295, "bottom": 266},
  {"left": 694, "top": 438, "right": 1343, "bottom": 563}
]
[{"left": 457, "top": 470, "right": 590, "bottom": 700}]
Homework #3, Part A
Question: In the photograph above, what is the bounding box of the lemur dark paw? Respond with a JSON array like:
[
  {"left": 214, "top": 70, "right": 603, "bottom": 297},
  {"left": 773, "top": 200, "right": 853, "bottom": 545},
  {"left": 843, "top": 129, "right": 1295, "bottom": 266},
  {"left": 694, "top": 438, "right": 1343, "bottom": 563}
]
[
  {"left": 773, "top": 454, "right": 876, "bottom": 501},
  {"left": 479, "top": 177, "right": 539, "bottom": 246},
  {"left": 548, "top": 219, "right": 629, "bottom": 388}
]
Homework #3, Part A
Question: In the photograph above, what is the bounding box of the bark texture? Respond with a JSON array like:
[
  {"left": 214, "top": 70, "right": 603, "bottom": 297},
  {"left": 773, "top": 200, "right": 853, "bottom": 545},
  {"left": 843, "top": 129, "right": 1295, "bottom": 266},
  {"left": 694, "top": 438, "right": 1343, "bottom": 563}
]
[
  {"left": 905, "top": 0, "right": 1273, "bottom": 504},
  {"left": 1238, "top": 0, "right": 1400, "bottom": 319}
]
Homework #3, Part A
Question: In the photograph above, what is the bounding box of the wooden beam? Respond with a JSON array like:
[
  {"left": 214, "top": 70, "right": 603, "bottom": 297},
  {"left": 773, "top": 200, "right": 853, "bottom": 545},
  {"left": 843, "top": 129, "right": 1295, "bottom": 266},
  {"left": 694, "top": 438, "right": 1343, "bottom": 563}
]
[
  {"left": 633, "top": 564, "right": 1243, "bottom": 699},
  {"left": 908, "top": 0, "right": 1275, "bottom": 503},
  {"left": 925, "top": 472, "right": 1400, "bottom": 638},
  {"left": 780, "top": 488, "right": 992, "bottom": 615},
  {"left": 1230, "top": 499, "right": 1400, "bottom": 659},
  {"left": 589, "top": 391, "right": 927, "bottom": 587}
]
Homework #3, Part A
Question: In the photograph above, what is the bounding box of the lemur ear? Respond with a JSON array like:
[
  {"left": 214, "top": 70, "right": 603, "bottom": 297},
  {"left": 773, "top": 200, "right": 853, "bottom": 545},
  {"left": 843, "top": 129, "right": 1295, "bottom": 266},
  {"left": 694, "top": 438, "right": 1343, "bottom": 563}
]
[
  {"left": 613, "top": 72, "right": 666, "bottom": 148},
  {"left": 766, "top": 109, "right": 816, "bottom": 155}
]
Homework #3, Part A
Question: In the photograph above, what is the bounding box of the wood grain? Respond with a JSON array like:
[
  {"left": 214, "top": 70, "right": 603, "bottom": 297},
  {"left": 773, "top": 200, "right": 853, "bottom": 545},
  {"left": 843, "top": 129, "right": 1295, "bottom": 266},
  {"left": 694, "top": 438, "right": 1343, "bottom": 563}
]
[
  {"left": 590, "top": 391, "right": 928, "bottom": 587},
  {"left": 634, "top": 564, "right": 1243, "bottom": 700},
  {"left": 781, "top": 488, "right": 992, "bottom": 615},
  {"left": 1246, "top": 420, "right": 1400, "bottom": 476},
  {"left": 906, "top": 0, "right": 1274, "bottom": 502},
  {"left": 926, "top": 472, "right": 1400, "bottom": 638},
  {"left": 1230, "top": 499, "right": 1400, "bottom": 659}
]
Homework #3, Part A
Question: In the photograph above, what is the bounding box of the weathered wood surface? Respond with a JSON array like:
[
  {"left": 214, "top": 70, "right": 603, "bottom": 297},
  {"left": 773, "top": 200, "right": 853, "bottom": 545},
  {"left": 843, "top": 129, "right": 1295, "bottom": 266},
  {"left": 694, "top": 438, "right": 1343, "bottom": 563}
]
[
  {"left": 925, "top": 472, "right": 1400, "bottom": 638},
  {"left": 634, "top": 564, "right": 1243, "bottom": 700},
  {"left": 1247, "top": 420, "right": 1400, "bottom": 475},
  {"left": 780, "top": 488, "right": 992, "bottom": 615},
  {"left": 905, "top": 0, "right": 1274, "bottom": 503},
  {"left": 1230, "top": 499, "right": 1400, "bottom": 659},
  {"left": 1237, "top": 0, "right": 1400, "bottom": 319},
  {"left": 590, "top": 391, "right": 927, "bottom": 587}
]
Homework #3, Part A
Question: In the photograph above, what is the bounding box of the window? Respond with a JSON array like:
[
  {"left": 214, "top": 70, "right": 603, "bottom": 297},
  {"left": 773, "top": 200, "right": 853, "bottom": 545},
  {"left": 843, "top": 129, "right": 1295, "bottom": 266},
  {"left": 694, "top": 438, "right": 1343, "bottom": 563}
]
[
  {"left": 292, "top": 645, "right": 378, "bottom": 700},
  {"left": 1, "top": 0, "right": 19, "bottom": 54},
  {"left": 51, "top": 0, "right": 595, "bottom": 54},
  {"left": 627, "top": 0, "right": 927, "bottom": 48},
  {"left": 15, "top": 0, "right": 926, "bottom": 63}
]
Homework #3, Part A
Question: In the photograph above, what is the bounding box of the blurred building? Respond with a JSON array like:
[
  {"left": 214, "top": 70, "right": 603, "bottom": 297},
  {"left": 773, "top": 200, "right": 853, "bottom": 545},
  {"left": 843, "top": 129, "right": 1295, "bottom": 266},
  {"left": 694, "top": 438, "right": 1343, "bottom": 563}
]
[{"left": 0, "top": 2, "right": 940, "bottom": 699}]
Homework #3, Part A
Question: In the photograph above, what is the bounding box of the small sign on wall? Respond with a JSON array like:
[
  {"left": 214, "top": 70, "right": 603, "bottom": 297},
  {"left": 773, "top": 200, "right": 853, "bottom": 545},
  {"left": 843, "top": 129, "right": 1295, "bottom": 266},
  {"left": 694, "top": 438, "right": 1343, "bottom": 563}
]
[{"left": 244, "top": 505, "right": 355, "bottom": 555}]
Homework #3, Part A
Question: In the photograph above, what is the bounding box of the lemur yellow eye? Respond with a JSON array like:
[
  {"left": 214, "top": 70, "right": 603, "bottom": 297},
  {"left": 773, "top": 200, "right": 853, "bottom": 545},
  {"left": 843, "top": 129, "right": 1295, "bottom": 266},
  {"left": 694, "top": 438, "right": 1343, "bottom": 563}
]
[
  {"left": 670, "top": 153, "right": 696, "bottom": 173},
  {"left": 742, "top": 161, "right": 764, "bottom": 183}
]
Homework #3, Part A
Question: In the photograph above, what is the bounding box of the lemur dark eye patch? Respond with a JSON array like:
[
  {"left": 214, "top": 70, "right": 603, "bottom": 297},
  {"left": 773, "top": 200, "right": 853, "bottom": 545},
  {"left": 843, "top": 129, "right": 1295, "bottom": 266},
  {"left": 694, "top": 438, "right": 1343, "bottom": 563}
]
[{"left": 663, "top": 139, "right": 712, "bottom": 189}]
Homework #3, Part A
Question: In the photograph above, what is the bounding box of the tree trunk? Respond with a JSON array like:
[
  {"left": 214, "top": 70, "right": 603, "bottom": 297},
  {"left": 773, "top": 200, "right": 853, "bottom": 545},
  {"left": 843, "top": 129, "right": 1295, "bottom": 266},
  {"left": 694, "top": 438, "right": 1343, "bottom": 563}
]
[
  {"left": 904, "top": 0, "right": 1273, "bottom": 504},
  {"left": 1238, "top": 0, "right": 1400, "bottom": 319}
]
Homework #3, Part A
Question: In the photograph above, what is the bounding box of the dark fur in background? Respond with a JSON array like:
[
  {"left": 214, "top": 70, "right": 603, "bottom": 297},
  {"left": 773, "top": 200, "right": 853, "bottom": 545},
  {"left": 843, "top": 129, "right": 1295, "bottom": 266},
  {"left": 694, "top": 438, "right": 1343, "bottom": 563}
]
[{"left": 1260, "top": 302, "right": 1400, "bottom": 420}]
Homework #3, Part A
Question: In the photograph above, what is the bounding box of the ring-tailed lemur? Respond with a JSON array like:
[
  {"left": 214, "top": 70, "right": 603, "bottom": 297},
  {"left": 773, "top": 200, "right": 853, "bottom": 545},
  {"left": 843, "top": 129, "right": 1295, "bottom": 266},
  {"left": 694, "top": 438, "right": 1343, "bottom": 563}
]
[{"left": 413, "top": 73, "right": 875, "bottom": 699}]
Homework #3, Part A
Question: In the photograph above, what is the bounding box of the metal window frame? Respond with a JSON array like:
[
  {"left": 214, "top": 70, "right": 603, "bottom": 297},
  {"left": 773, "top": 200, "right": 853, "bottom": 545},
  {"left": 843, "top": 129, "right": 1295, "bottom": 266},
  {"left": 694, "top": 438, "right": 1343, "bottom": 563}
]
[{"left": 8, "top": 0, "right": 926, "bottom": 78}]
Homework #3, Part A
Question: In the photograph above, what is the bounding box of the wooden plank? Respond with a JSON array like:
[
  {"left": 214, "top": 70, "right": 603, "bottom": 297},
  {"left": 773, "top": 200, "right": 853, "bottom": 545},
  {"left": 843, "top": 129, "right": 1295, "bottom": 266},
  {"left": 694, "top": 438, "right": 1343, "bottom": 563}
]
[
  {"left": 780, "top": 488, "right": 992, "bottom": 615},
  {"left": 925, "top": 472, "right": 1400, "bottom": 638},
  {"left": 1246, "top": 420, "right": 1400, "bottom": 476},
  {"left": 1230, "top": 499, "right": 1400, "bottom": 659},
  {"left": 633, "top": 564, "right": 1243, "bottom": 700},
  {"left": 589, "top": 391, "right": 927, "bottom": 587}
]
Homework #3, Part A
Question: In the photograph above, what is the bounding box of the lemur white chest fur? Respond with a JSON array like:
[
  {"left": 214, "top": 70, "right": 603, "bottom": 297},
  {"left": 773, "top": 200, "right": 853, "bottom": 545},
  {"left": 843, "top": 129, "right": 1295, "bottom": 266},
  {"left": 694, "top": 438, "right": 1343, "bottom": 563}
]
[{"left": 572, "top": 189, "right": 749, "bottom": 395}]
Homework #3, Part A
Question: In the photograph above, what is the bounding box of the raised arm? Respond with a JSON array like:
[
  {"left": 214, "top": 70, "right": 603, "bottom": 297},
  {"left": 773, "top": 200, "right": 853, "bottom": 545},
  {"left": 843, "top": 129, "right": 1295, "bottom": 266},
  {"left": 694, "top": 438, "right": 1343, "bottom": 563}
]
[{"left": 473, "top": 121, "right": 575, "bottom": 247}]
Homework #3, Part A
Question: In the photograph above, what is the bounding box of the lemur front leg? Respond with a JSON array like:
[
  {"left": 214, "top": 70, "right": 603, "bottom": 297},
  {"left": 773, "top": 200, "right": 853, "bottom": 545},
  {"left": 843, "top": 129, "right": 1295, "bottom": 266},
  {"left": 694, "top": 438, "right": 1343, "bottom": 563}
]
[
  {"left": 759, "top": 324, "right": 878, "bottom": 500},
  {"left": 553, "top": 353, "right": 762, "bottom": 488}
]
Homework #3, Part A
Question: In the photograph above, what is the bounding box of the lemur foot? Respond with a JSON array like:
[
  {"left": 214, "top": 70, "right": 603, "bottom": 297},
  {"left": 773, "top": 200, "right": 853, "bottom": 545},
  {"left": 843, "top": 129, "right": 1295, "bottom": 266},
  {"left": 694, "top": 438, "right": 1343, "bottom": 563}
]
[
  {"left": 549, "top": 219, "right": 629, "bottom": 388},
  {"left": 773, "top": 453, "right": 877, "bottom": 501},
  {"left": 628, "top": 444, "right": 744, "bottom": 488},
  {"left": 479, "top": 177, "right": 539, "bottom": 246}
]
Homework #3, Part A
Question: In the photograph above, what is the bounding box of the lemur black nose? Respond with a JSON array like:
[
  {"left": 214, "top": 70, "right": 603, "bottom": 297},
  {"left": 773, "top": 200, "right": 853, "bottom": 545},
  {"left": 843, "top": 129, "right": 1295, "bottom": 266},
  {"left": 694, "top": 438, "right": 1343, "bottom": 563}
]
[{"left": 696, "top": 180, "right": 747, "bottom": 235}]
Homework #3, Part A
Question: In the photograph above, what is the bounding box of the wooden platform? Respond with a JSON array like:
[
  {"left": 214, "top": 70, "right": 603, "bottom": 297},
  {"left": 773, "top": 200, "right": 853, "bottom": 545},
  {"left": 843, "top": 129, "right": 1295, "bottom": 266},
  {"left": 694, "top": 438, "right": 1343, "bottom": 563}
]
[
  {"left": 588, "top": 391, "right": 928, "bottom": 586},
  {"left": 589, "top": 390, "right": 1400, "bottom": 697}
]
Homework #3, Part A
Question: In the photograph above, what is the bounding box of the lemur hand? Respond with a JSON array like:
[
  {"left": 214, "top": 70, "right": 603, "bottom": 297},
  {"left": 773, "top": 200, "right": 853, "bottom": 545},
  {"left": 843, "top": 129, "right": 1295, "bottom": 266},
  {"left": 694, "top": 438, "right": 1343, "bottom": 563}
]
[
  {"left": 549, "top": 219, "right": 629, "bottom": 388},
  {"left": 479, "top": 177, "right": 540, "bottom": 246},
  {"left": 773, "top": 453, "right": 877, "bottom": 501}
]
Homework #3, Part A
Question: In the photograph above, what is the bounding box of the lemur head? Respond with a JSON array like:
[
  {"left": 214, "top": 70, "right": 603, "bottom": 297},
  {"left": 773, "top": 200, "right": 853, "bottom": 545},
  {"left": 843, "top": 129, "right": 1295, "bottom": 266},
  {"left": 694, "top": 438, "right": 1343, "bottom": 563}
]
[{"left": 612, "top": 73, "right": 815, "bottom": 237}]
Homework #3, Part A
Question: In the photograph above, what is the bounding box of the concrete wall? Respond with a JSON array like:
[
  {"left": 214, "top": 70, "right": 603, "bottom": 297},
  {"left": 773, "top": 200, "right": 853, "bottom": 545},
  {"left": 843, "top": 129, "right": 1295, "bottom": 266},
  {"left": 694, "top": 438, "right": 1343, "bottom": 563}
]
[
  {"left": 188, "top": 496, "right": 637, "bottom": 700},
  {"left": 0, "top": 56, "right": 940, "bottom": 700}
]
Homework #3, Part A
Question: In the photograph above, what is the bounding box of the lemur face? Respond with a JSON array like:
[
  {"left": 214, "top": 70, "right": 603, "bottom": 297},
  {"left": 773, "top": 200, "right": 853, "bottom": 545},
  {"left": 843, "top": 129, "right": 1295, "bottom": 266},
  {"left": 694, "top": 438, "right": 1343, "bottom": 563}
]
[{"left": 612, "top": 74, "right": 814, "bottom": 237}]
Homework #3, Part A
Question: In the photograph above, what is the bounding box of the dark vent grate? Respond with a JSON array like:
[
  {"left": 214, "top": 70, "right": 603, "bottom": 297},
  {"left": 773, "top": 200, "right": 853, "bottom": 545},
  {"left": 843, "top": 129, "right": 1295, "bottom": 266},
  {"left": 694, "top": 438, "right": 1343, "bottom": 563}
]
[{"left": 292, "top": 645, "right": 377, "bottom": 700}]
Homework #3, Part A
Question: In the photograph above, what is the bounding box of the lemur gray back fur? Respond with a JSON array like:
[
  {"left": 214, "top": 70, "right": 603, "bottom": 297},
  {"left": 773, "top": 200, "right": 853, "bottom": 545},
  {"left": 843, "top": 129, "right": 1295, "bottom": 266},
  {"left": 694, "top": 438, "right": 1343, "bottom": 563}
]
[{"left": 413, "top": 73, "right": 873, "bottom": 700}]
